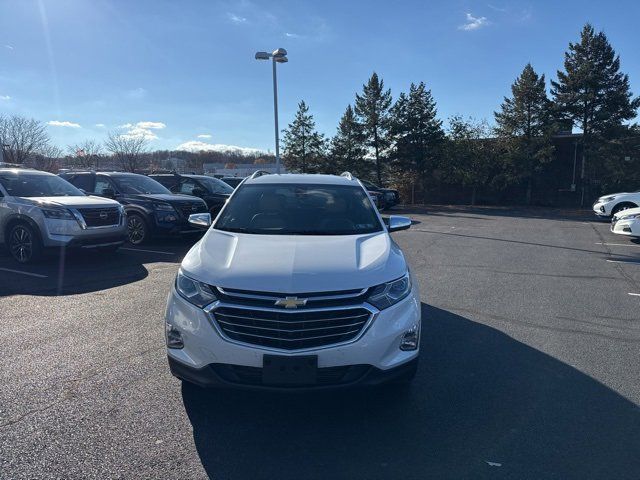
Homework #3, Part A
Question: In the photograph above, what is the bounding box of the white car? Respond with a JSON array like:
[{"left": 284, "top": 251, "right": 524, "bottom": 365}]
[
  {"left": 592, "top": 190, "right": 640, "bottom": 217},
  {"left": 164, "top": 172, "right": 421, "bottom": 389},
  {"left": 611, "top": 206, "right": 640, "bottom": 238}
]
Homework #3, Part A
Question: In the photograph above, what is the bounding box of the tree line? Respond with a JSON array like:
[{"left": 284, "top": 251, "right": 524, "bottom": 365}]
[{"left": 281, "top": 24, "right": 640, "bottom": 205}]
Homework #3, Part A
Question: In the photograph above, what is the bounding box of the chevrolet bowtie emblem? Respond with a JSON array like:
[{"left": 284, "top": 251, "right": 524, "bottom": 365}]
[{"left": 274, "top": 296, "right": 307, "bottom": 309}]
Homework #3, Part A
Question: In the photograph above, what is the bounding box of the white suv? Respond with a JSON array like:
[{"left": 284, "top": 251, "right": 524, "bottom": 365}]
[
  {"left": 164, "top": 173, "right": 421, "bottom": 389},
  {"left": 592, "top": 190, "right": 640, "bottom": 217}
]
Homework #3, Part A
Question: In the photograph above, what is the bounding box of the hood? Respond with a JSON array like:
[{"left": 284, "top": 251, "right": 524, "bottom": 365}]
[
  {"left": 599, "top": 192, "right": 633, "bottom": 201},
  {"left": 124, "top": 193, "right": 204, "bottom": 204},
  {"left": 614, "top": 206, "right": 640, "bottom": 219},
  {"left": 181, "top": 230, "right": 407, "bottom": 293},
  {"left": 22, "top": 196, "right": 120, "bottom": 208}
]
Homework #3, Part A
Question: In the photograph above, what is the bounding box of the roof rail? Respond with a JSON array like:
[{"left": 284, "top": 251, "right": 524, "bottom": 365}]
[
  {"left": 250, "top": 170, "right": 270, "bottom": 179},
  {"left": 0, "top": 162, "right": 33, "bottom": 169},
  {"left": 340, "top": 171, "right": 354, "bottom": 180}
]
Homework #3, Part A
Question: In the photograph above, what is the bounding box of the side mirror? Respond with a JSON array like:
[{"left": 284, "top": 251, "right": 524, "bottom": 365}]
[
  {"left": 191, "top": 187, "right": 206, "bottom": 198},
  {"left": 387, "top": 215, "right": 412, "bottom": 232},
  {"left": 101, "top": 188, "right": 115, "bottom": 199},
  {"left": 188, "top": 213, "right": 211, "bottom": 229}
]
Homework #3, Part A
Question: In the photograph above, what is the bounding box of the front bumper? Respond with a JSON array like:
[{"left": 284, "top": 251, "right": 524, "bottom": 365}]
[
  {"left": 611, "top": 218, "right": 639, "bottom": 237},
  {"left": 165, "top": 285, "right": 421, "bottom": 387},
  {"left": 41, "top": 218, "right": 127, "bottom": 248},
  {"left": 593, "top": 201, "right": 611, "bottom": 217}
]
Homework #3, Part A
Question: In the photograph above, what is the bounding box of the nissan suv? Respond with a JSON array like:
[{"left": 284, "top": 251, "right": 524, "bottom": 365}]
[
  {"left": 165, "top": 172, "right": 420, "bottom": 389},
  {"left": 149, "top": 173, "right": 233, "bottom": 217},
  {"left": 60, "top": 171, "right": 207, "bottom": 244},
  {"left": 0, "top": 168, "right": 126, "bottom": 263}
]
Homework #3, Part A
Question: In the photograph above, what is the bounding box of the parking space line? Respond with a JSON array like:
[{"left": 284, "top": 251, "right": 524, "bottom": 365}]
[
  {"left": 606, "top": 259, "right": 640, "bottom": 265},
  {"left": 120, "top": 247, "right": 175, "bottom": 256},
  {"left": 629, "top": 293, "right": 640, "bottom": 297},
  {"left": 596, "top": 242, "right": 640, "bottom": 247},
  {"left": 0, "top": 267, "right": 48, "bottom": 278}
]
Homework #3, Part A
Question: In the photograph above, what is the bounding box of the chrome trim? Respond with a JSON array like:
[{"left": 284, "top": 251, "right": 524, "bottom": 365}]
[
  {"left": 69, "top": 207, "right": 122, "bottom": 230},
  {"left": 216, "top": 286, "right": 369, "bottom": 303},
  {"left": 203, "top": 301, "right": 380, "bottom": 354}
]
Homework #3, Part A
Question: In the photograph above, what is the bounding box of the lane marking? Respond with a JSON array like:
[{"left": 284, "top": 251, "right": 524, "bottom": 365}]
[
  {"left": 606, "top": 259, "right": 640, "bottom": 265},
  {"left": 120, "top": 247, "right": 175, "bottom": 256},
  {"left": 596, "top": 242, "right": 640, "bottom": 247},
  {"left": 0, "top": 267, "right": 48, "bottom": 278},
  {"left": 629, "top": 293, "right": 640, "bottom": 297}
]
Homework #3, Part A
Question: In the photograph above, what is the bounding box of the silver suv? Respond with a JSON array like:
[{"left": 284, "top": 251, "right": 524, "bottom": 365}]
[{"left": 0, "top": 168, "right": 127, "bottom": 263}]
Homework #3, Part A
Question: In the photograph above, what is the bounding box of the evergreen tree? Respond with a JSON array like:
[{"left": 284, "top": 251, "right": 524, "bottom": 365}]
[
  {"left": 354, "top": 72, "right": 392, "bottom": 185},
  {"left": 551, "top": 23, "right": 640, "bottom": 204},
  {"left": 495, "top": 63, "right": 554, "bottom": 204},
  {"left": 281, "top": 101, "right": 326, "bottom": 173},
  {"left": 390, "top": 82, "right": 444, "bottom": 202},
  {"left": 328, "top": 104, "right": 369, "bottom": 177}
]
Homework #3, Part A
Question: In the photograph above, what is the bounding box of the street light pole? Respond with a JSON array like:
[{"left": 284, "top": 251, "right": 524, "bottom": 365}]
[
  {"left": 272, "top": 56, "right": 280, "bottom": 174},
  {"left": 255, "top": 48, "right": 288, "bottom": 175}
]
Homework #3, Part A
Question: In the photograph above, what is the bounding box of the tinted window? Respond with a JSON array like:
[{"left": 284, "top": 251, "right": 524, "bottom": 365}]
[
  {"left": 68, "top": 173, "right": 94, "bottom": 192},
  {"left": 179, "top": 179, "right": 199, "bottom": 195},
  {"left": 152, "top": 176, "right": 179, "bottom": 189},
  {"left": 110, "top": 175, "right": 171, "bottom": 194},
  {"left": 0, "top": 173, "right": 83, "bottom": 197},
  {"left": 197, "top": 177, "right": 233, "bottom": 194},
  {"left": 94, "top": 176, "right": 115, "bottom": 195},
  {"left": 215, "top": 183, "right": 383, "bottom": 235}
]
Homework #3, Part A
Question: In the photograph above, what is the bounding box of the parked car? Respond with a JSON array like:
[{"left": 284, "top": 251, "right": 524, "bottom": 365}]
[
  {"left": 360, "top": 179, "right": 400, "bottom": 207},
  {"left": 611, "top": 206, "right": 640, "bottom": 238},
  {"left": 164, "top": 172, "right": 420, "bottom": 389},
  {"left": 0, "top": 168, "right": 126, "bottom": 263},
  {"left": 149, "top": 173, "right": 233, "bottom": 217},
  {"left": 220, "top": 176, "right": 245, "bottom": 189},
  {"left": 59, "top": 171, "right": 207, "bottom": 245},
  {"left": 592, "top": 190, "right": 640, "bottom": 217}
]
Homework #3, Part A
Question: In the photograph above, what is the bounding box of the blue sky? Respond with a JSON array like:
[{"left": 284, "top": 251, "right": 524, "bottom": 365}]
[{"left": 1, "top": 0, "right": 639, "bottom": 154}]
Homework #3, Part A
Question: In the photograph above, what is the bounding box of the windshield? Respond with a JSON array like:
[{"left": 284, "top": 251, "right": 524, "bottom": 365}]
[
  {"left": 215, "top": 183, "right": 383, "bottom": 235},
  {"left": 0, "top": 173, "right": 83, "bottom": 197},
  {"left": 198, "top": 177, "right": 233, "bottom": 194},
  {"left": 111, "top": 175, "right": 171, "bottom": 195}
]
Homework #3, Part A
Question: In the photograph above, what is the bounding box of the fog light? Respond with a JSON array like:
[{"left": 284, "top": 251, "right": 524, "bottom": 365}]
[
  {"left": 166, "top": 323, "right": 184, "bottom": 349},
  {"left": 400, "top": 325, "right": 419, "bottom": 351}
]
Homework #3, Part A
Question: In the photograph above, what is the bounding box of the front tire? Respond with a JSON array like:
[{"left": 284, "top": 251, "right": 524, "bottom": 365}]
[
  {"left": 612, "top": 203, "right": 637, "bottom": 216},
  {"left": 126, "top": 213, "right": 149, "bottom": 245},
  {"left": 7, "top": 223, "right": 43, "bottom": 264}
]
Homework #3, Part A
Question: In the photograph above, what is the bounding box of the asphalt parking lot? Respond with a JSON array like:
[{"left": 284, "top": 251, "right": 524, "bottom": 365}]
[{"left": 1, "top": 206, "right": 639, "bottom": 480}]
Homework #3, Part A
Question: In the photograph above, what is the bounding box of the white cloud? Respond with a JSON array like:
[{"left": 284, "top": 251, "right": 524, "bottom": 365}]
[
  {"left": 136, "top": 121, "right": 165, "bottom": 130},
  {"left": 228, "top": 13, "right": 247, "bottom": 24},
  {"left": 197, "top": 134, "right": 212, "bottom": 139},
  {"left": 95, "top": 123, "right": 106, "bottom": 128},
  {"left": 0, "top": 95, "right": 10, "bottom": 101},
  {"left": 175, "top": 141, "right": 263, "bottom": 155},
  {"left": 459, "top": 13, "right": 489, "bottom": 31},
  {"left": 47, "top": 120, "right": 81, "bottom": 128},
  {"left": 117, "top": 121, "right": 165, "bottom": 140},
  {"left": 4, "top": 44, "right": 13, "bottom": 50},
  {"left": 284, "top": 32, "right": 300, "bottom": 38},
  {"left": 126, "top": 87, "right": 147, "bottom": 99}
]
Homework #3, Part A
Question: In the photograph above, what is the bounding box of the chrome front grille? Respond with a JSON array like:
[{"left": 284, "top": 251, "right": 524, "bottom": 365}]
[
  {"left": 178, "top": 202, "right": 206, "bottom": 217},
  {"left": 77, "top": 207, "right": 120, "bottom": 227},
  {"left": 209, "top": 305, "right": 372, "bottom": 350}
]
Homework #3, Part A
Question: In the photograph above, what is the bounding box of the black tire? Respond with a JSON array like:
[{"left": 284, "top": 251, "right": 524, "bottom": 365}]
[
  {"left": 7, "top": 222, "right": 43, "bottom": 264},
  {"left": 612, "top": 203, "right": 637, "bottom": 216},
  {"left": 126, "top": 213, "right": 149, "bottom": 245}
]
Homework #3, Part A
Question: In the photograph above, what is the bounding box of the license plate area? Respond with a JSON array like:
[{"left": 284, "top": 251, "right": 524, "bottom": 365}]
[{"left": 262, "top": 355, "right": 318, "bottom": 386}]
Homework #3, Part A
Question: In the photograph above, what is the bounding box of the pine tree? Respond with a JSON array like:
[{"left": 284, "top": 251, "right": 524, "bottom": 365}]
[
  {"left": 281, "top": 101, "right": 326, "bottom": 173},
  {"left": 495, "top": 63, "right": 554, "bottom": 204},
  {"left": 354, "top": 73, "right": 392, "bottom": 185},
  {"left": 551, "top": 23, "right": 640, "bottom": 204},
  {"left": 328, "top": 104, "right": 369, "bottom": 177},
  {"left": 390, "top": 82, "right": 444, "bottom": 201}
]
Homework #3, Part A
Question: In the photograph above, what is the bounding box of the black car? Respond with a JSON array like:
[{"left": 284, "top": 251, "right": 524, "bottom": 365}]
[
  {"left": 360, "top": 180, "right": 400, "bottom": 208},
  {"left": 59, "top": 171, "right": 207, "bottom": 245},
  {"left": 149, "top": 173, "right": 233, "bottom": 217},
  {"left": 220, "top": 176, "right": 245, "bottom": 189}
]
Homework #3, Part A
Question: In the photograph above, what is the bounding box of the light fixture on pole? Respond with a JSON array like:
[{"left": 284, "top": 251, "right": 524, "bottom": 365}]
[{"left": 255, "top": 48, "right": 288, "bottom": 174}]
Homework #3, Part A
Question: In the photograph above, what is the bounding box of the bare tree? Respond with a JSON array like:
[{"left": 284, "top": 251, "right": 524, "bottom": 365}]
[
  {"left": 0, "top": 115, "right": 51, "bottom": 164},
  {"left": 67, "top": 139, "right": 103, "bottom": 169},
  {"left": 32, "top": 144, "right": 62, "bottom": 172},
  {"left": 104, "top": 131, "right": 148, "bottom": 172}
]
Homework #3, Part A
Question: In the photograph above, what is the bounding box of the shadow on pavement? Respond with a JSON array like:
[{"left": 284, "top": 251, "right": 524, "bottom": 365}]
[
  {"left": 182, "top": 304, "right": 640, "bottom": 480},
  {"left": 0, "top": 237, "right": 193, "bottom": 297}
]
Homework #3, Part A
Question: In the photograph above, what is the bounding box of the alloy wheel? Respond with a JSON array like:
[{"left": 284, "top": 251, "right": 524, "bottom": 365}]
[
  {"left": 9, "top": 226, "right": 33, "bottom": 263},
  {"left": 127, "top": 216, "right": 146, "bottom": 244}
]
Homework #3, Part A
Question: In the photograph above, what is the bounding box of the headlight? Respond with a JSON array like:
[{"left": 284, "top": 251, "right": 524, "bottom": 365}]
[
  {"left": 366, "top": 272, "right": 412, "bottom": 310},
  {"left": 154, "top": 203, "right": 175, "bottom": 212},
  {"left": 41, "top": 207, "right": 75, "bottom": 220},
  {"left": 175, "top": 270, "right": 217, "bottom": 307},
  {"left": 603, "top": 196, "right": 616, "bottom": 202}
]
